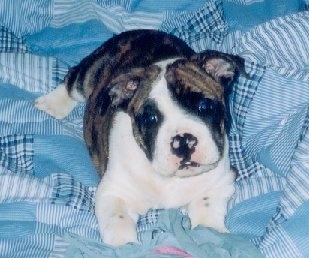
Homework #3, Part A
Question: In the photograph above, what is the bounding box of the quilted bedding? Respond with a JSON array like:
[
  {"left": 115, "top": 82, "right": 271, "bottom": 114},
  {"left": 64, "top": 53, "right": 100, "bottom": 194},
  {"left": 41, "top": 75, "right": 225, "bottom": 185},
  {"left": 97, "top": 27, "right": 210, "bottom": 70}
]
[{"left": 0, "top": 1, "right": 308, "bottom": 257}]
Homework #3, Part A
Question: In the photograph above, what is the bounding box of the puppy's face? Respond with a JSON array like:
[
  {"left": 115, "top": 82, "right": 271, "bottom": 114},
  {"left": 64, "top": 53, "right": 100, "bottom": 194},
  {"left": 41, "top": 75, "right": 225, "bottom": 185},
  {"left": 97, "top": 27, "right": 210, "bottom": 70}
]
[
  {"left": 87, "top": 50, "right": 244, "bottom": 177},
  {"left": 131, "top": 58, "right": 227, "bottom": 177}
]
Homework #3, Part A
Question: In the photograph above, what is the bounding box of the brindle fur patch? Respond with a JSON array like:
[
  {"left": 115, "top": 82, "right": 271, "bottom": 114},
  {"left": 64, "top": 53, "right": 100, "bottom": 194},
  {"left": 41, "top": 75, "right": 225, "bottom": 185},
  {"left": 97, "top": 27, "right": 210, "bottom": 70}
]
[
  {"left": 65, "top": 30, "right": 194, "bottom": 100},
  {"left": 165, "top": 59, "right": 224, "bottom": 103}
]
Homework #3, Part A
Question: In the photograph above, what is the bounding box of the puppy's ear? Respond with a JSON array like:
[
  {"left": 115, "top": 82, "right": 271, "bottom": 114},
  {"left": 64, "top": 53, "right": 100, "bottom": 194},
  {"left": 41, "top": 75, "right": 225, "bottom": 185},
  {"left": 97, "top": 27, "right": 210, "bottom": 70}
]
[
  {"left": 108, "top": 75, "right": 139, "bottom": 109},
  {"left": 191, "top": 50, "right": 247, "bottom": 86},
  {"left": 108, "top": 65, "right": 161, "bottom": 110}
]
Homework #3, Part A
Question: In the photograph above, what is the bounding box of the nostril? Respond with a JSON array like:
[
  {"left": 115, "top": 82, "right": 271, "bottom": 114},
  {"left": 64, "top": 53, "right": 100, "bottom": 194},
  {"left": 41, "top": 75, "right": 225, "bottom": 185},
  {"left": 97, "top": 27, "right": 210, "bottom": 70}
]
[
  {"left": 183, "top": 133, "right": 198, "bottom": 149},
  {"left": 171, "top": 135, "right": 180, "bottom": 150},
  {"left": 170, "top": 133, "right": 198, "bottom": 159}
]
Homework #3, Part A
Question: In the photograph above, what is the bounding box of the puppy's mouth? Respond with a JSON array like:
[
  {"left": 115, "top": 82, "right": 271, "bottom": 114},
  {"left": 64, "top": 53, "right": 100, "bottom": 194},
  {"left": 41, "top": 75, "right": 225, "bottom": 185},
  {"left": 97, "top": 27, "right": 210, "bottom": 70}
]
[
  {"left": 177, "top": 159, "right": 220, "bottom": 176},
  {"left": 178, "top": 160, "right": 200, "bottom": 170}
]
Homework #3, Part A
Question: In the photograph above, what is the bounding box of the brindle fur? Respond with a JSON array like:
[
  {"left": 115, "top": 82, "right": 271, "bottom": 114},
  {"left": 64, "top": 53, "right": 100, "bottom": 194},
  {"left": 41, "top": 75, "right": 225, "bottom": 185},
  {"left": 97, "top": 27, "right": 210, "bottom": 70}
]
[
  {"left": 64, "top": 29, "right": 194, "bottom": 100},
  {"left": 165, "top": 60, "right": 224, "bottom": 102}
]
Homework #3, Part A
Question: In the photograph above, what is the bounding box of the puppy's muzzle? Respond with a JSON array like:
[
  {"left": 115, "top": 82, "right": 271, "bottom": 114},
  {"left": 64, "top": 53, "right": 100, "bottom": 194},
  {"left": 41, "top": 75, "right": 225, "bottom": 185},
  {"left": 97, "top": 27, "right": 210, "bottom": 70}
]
[{"left": 170, "top": 133, "right": 200, "bottom": 169}]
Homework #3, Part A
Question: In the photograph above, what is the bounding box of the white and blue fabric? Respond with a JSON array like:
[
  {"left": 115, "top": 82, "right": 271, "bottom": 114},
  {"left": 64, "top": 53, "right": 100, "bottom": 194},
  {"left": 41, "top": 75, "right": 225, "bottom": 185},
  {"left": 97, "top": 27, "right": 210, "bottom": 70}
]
[{"left": 0, "top": 1, "right": 308, "bottom": 257}]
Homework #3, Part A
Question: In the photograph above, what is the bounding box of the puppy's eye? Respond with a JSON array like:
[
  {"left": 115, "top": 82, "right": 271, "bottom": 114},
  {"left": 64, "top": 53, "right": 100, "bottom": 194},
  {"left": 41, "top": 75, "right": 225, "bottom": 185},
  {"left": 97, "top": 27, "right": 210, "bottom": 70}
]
[
  {"left": 198, "top": 98, "right": 209, "bottom": 113},
  {"left": 136, "top": 100, "right": 162, "bottom": 130},
  {"left": 197, "top": 98, "right": 217, "bottom": 115},
  {"left": 139, "top": 113, "right": 158, "bottom": 127}
]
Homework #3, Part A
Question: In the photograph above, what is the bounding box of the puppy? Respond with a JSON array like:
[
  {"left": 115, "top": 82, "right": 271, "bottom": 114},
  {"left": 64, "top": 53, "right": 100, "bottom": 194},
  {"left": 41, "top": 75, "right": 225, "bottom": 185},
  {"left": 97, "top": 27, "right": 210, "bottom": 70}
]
[{"left": 35, "top": 29, "right": 243, "bottom": 247}]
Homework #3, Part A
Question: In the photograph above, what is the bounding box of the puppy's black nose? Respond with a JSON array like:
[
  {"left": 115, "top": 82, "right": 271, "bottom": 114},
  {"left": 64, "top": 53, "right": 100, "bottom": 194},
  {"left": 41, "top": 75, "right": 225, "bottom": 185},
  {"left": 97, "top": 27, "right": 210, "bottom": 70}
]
[{"left": 170, "top": 133, "right": 198, "bottom": 160}]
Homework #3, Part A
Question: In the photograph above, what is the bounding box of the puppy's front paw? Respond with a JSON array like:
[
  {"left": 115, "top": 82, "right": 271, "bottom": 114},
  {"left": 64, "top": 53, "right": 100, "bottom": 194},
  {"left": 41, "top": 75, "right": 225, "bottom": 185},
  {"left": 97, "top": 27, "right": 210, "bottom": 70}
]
[
  {"left": 35, "top": 84, "right": 77, "bottom": 119},
  {"left": 103, "top": 215, "right": 138, "bottom": 246},
  {"left": 188, "top": 196, "right": 229, "bottom": 233}
]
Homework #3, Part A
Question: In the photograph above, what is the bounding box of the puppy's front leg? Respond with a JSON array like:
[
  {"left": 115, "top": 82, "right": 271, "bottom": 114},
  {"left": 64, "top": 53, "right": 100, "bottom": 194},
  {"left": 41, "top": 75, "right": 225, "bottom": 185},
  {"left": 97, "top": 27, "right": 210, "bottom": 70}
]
[
  {"left": 95, "top": 186, "right": 138, "bottom": 246},
  {"left": 187, "top": 194, "right": 230, "bottom": 233}
]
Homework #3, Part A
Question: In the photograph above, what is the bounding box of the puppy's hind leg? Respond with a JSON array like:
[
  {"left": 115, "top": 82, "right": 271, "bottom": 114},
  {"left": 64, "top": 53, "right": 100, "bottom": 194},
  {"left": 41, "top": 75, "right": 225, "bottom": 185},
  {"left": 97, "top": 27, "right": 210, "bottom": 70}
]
[{"left": 35, "top": 83, "right": 84, "bottom": 119}]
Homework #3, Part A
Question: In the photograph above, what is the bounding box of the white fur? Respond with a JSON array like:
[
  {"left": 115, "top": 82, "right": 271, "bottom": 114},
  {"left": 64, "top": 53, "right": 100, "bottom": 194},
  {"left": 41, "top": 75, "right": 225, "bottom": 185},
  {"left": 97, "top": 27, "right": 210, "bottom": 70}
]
[{"left": 95, "top": 61, "right": 235, "bottom": 246}]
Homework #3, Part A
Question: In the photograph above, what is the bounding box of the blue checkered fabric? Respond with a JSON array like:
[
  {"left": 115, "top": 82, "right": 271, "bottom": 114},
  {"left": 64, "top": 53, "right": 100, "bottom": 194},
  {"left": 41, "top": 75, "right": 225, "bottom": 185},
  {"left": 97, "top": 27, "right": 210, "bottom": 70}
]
[
  {"left": 0, "top": 26, "right": 28, "bottom": 53},
  {"left": 0, "top": 135, "right": 34, "bottom": 174},
  {"left": 165, "top": 0, "right": 228, "bottom": 48}
]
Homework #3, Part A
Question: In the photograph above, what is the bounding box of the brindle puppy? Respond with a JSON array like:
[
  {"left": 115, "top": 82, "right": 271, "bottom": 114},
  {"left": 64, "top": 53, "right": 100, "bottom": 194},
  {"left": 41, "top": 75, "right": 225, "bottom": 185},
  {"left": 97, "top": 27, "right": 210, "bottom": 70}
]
[{"left": 35, "top": 29, "right": 245, "bottom": 246}]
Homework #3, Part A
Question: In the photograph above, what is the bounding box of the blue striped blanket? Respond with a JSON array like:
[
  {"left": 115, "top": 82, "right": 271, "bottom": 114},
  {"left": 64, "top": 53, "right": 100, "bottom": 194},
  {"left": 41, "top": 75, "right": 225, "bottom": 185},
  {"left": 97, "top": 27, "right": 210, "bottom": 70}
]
[{"left": 0, "top": 1, "right": 308, "bottom": 257}]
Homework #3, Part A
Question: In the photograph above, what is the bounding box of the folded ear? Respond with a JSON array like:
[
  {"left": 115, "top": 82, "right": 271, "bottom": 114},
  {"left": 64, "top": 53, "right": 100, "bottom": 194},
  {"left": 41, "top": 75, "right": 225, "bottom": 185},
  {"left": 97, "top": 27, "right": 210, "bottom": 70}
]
[
  {"left": 191, "top": 50, "right": 247, "bottom": 86},
  {"left": 108, "top": 65, "right": 161, "bottom": 109}
]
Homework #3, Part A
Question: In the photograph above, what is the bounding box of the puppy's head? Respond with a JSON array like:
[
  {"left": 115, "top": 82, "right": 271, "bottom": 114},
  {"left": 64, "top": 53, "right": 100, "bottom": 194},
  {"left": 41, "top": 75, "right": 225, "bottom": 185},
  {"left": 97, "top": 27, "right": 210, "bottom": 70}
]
[{"left": 122, "top": 51, "right": 245, "bottom": 177}]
